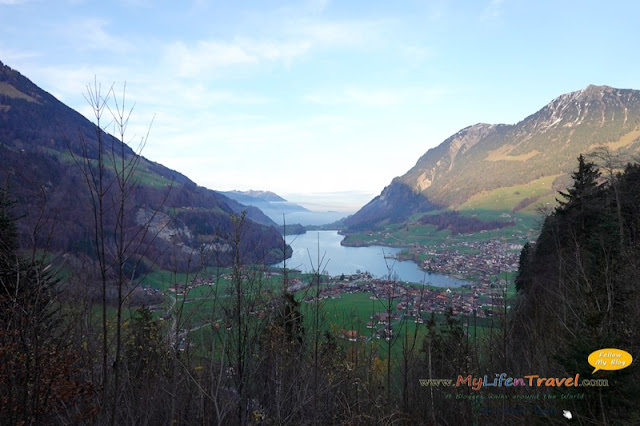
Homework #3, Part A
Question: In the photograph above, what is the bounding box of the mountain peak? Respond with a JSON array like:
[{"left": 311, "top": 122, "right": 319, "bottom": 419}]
[
  {"left": 346, "top": 84, "right": 640, "bottom": 228},
  {"left": 531, "top": 84, "right": 632, "bottom": 133},
  {"left": 577, "top": 84, "right": 614, "bottom": 99},
  {"left": 583, "top": 83, "right": 611, "bottom": 92},
  {"left": 551, "top": 84, "right": 616, "bottom": 108}
]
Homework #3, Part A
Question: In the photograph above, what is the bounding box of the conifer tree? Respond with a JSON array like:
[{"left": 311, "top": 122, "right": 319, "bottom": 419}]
[
  {"left": 510, "top": 157, "right": 640, "bottom": 424},
  {"left": 0, "top": 187, "right": 91, "bottom": 425},
  {"left": 556, "top": 154, "right": 603, "bottom": 234}
]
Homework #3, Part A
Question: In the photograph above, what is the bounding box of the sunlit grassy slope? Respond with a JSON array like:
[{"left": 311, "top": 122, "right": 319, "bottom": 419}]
[{"left": 457, "top": 175, "right": 560, "bottom": 212}]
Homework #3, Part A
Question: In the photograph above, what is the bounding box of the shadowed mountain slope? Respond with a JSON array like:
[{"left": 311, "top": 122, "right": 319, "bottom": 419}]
[{"left": 0, "top": 60, "right": 288, "bottom": 271}]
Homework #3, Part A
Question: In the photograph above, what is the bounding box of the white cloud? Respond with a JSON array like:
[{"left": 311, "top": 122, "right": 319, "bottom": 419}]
[
  {"left": 165, "top": 40, "right": 256, "bottom": 77},
  {"left": 481, "top": 0, "right": 505, "bottom": 21},
  {"left": 17, "top": 63, "right": 128, "bottom": 105},
  {"left": 118, "top": 0, "right": 152, "bottom": 7},
  {"left": 285, "top": 19, "right": 385, "bottom": 47},
  {"left": 304, "top": 86, "right": 447, "bottom": 107},
  {"left": 164, "top": 38, "right": 311, "bottom": 78},
  {"left": 344, "top": 89, "right": 404, "bottom": 107},
  {"left": 57, "top": 18, "right": 135, "bottom": 53},
  {"left": 247, "top": 38, "right": 312, "bottom": 62},
  {"left": 0, "top": 47, "right": 40, "bottom": 65},
  {"left": 296, "top": 21, "right": 365, "bottom": 45},
  {"left": 400, "top": 45, "right": 432, "bottom": 62},
  {"left": 304, "top": 0, "right": 330, "bottom": 14},
  {"left": 159, "top": 14, "right": 391, "bottom": 80},
  {"left": 174, "top": 86, "right": 270, "bottom": 106}
]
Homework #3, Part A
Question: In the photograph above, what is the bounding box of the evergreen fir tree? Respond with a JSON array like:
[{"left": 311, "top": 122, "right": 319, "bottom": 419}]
[
  {"left": 0, "top": 187, "right": 91, "bottom": 424},
  {"left": 556, "top": 154, "right": 603, "bottom": 234}
]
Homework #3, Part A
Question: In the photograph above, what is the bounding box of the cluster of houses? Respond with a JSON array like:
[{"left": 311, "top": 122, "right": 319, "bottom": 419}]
[
  {"left": 339, "top": 311, "right": 398, "bottom": 343},
  {"left": 411, "top": 239, "right": 523, "bottom": 284},
  {"left": 139, "top": 247, "right": 516, "bottom": 349},
  {"left": 307, "top": 276, "right": 507, "bottom": 318},
  {"left": 331, "top": 277, "right": 513, "bottom": 345}
]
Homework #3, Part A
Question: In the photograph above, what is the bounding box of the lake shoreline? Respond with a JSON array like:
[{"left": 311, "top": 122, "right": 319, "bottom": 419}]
[{"left": 276, "top": 230, "right": 468, "bottom": 287}]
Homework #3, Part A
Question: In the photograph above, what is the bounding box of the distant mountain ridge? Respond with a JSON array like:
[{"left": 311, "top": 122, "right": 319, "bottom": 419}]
[
  {"left": 219, "top": 190, "right": 349, "bottom": 228},
  {"left": 0, "top": 60, "right": 288, "bottom": 270},
  {"left": 222, "top": 190, "right": 287, "bottom": 203},
  {"left": 345, "top": 84, "right": 640, "bottom": 230}
]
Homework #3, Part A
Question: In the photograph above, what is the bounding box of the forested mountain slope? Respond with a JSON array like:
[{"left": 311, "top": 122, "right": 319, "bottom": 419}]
[{"left": 0, "top": 60, "right": 287, "bottom": 271}]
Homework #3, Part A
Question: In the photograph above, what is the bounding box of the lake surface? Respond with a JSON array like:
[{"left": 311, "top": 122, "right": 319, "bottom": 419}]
[{"left": 274, "top": 230, "right": 467, "bottom": 287}]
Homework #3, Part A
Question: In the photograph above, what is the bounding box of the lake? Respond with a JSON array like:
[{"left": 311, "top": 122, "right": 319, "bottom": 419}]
[{"left": 274, "top": 230, "right": 467, "bottom": 287}]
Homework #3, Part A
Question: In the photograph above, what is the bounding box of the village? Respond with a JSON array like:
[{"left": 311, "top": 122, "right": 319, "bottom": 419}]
[
  {"left": 299, "top": 271, "right": 510, "bottom": 342},
  {"left": 131, "top": 236, "right": 522, "bottom": 347},
  {"left": 295, "top": 236, "right": 524, "bottom": 343},
  {"left": 399, "top": 238, "right": 523, "bottom": 285}
]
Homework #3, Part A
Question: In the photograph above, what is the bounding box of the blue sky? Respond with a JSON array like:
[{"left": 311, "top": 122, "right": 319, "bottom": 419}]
[{"left": 2, "top": 0, "right": 640, "bottom": 212}]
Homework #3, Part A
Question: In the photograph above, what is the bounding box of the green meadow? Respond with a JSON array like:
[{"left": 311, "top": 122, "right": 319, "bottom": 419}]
[{"left": 457, "top": 175, "right": 559, "bottom": 211}]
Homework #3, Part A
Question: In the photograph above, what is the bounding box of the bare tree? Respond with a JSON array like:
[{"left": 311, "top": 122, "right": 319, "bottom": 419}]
[{"left": 69, "top": 79, "right": 165, "bottom": 424}]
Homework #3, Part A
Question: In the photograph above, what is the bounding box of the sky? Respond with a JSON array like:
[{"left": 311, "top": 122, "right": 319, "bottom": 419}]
[{"left": 2, "top": 0, "right": 640, "bottom": 212}]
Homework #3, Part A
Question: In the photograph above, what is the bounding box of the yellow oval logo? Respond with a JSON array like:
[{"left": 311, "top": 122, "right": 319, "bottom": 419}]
[{"left": 588, "top": 348, "right": 633, "bottom": 374}]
